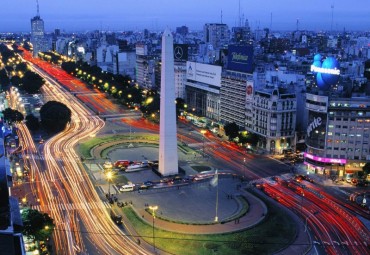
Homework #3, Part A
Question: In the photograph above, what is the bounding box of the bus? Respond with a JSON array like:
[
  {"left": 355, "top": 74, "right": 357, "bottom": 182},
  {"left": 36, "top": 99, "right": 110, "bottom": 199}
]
[{"left": 114, "top": 160, "right": 130, "bottom": 168}]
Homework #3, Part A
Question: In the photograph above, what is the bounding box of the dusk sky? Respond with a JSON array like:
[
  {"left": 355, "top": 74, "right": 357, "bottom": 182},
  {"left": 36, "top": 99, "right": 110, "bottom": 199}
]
[{"left": 2, "top": 0, "right": 370, "bottom": 32}]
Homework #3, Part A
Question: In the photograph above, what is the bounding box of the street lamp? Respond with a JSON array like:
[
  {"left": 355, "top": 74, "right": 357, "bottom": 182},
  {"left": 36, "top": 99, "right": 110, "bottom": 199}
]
[
  {"left": 243, "top": 158, "right": 246, "bottom": 179},
  {"left": 106, "top": 171, "right": 113, "bottom": 197},
  {"left": 200, "top": 130, "right": 206, "bottom": 157},
  {"left": 149, "top": 205, "right": 158, "bottom": 253}
]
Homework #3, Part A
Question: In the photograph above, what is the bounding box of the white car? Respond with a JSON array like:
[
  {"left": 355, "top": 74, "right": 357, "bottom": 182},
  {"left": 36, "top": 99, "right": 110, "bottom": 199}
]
[{"left": 120, "top": 184, "right": 135, "bottom": 192}]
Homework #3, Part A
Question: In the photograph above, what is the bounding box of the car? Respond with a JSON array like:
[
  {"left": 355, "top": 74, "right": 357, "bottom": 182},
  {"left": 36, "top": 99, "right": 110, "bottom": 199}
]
[
  {"left": 139, "top": 184, "right": 149, "bottom": 190},
  {"left": 144, "top": 181, "right": 154, "bottom": 187},
  {"left": 103, "top": 161, "right": 113, "bottom": 169},
  {"left": 120, "top": 184, "right": 135, "bottom": 192}
]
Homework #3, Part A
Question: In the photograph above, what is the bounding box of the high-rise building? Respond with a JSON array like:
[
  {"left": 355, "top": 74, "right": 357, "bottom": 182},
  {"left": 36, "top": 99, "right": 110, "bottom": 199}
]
[
  {"left": 30, "top": 1, "right": 46, "bottom": 57},
  {"left": 203, "top": 23, "right": 230, "bottom": 50},
  {"left": 304, "top": 93, "right": 370, "bottom": 177},
  {"left": 159, "top": 29, "right": 179, "bottom": 176}
]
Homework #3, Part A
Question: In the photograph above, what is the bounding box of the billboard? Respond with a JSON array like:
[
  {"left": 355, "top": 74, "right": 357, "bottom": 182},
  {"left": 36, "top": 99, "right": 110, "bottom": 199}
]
[
  {"left": 227, "top": 45, "right": 253, "bottom": 73},
  {"left": 246, "top": 80, "right": 254, "bottom": 100},
  {"left": 186, "top": 61, "right": 222, "bottom": 87},
  {"left": 306, "top": 111, "right": 327, "bottom": 149},
  {"left": 173, "top": 44, "right": 188, "bottom": 62},
  {"left": 311, "top": 54, "right": 340, "bottom": 91}
]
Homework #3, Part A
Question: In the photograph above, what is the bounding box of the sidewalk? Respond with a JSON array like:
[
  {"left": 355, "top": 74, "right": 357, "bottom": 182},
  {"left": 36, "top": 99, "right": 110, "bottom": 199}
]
[{"left": 133, "top": 188, "right": 267, "bottom": 234}]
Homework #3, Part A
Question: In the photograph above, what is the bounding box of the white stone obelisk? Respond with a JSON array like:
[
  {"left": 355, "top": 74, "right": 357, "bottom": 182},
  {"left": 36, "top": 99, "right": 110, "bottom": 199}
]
[{"left": 159, "top": 29, "right": 178, "bottom": 176}]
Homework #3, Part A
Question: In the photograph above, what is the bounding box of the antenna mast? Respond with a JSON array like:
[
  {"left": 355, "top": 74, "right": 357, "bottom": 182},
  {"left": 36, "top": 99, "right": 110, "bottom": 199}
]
[
  {"left": 221, "top": 10, "right": 223, "bottom": 24},
  {"left": 36, "top": 0, "right": 40, "bottom": 16},
  {"left": 331, "top": 4, "right": 334, "bottom": 33}
]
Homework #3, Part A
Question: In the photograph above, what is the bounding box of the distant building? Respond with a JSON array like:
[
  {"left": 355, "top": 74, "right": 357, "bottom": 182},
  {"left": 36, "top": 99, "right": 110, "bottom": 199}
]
[
  {"left": 136, "top": 43, "right": 156, "bottom": 89},
  {"left": 203, "top": 23, "right": 230, "bottom": 50},
  {"left": 30, "top": 1, "right": 49, "bottom": 57},
  {"left": 176, "top": 26, "right": 189, "bottom": 36}
]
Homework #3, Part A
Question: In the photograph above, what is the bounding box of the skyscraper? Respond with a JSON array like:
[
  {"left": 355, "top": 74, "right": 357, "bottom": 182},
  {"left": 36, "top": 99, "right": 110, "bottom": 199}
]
[
  {"left": 158, "top": 29, "right": 178, "bottom": 176},
  {"left": 30, "top": 0, "right": 45, "bottom": 57}
]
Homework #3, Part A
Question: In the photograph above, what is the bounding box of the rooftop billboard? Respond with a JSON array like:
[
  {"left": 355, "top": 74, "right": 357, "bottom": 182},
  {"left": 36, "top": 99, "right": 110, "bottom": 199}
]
[
  {"left": 186, "top": 61, "right": 222, "bottom": 87},
  {"left": 227, "top": 45, "right": 253, "bottom": 73}
]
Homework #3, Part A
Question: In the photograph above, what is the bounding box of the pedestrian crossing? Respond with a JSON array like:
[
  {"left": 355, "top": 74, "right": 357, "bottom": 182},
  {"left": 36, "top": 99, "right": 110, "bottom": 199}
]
[{"left": 31, "top": 201, "right": 111, "bottom": 212}]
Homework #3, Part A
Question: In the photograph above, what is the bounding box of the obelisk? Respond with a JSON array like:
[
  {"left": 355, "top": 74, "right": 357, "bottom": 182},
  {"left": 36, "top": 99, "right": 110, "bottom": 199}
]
[{"left": 158, "top": 29, "right": 178, "bottom": 176}]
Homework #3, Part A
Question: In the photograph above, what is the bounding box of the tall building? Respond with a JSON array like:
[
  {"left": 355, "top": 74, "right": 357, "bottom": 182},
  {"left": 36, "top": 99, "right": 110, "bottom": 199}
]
[
  {"left": 30, "top": 1, "right": 46, "bottom": 57},
  {"left": 220, "top": 45, "right": 254, "bottom": 129},
  {"left": 135, "top": 43, "right": 156, "bottom": 89},
  {"left": 159, "top": 29, "right": 179, "bottom": 176},
  {"left": 203, "top": 23, "right": 230, "bottom": 50},
  {"left": 304, "top": 94, "right": 370, "bottom": 177}
]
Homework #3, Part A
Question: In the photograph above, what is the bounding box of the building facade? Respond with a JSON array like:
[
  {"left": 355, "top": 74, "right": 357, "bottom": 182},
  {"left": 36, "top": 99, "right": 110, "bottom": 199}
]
[
  {"left": 249, "top": 87, "right": 297, "bottom": 153},
  {"left": 304, "top": 93, "right": 370, "bottom": 176},
  {"left": 203, "top": 23, "right": 230, "bottom": 50}
]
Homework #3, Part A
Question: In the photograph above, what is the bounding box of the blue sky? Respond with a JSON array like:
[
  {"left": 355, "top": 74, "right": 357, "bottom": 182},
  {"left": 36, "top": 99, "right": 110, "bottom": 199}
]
[{"left": 1, "top": 0, "right": 369, "bottom": 32}]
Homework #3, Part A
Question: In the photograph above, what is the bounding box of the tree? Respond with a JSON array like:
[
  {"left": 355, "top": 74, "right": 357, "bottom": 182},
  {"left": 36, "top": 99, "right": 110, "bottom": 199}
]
[
  {"left": 61, "top": 61, "right": 77, "bottom": 74},
  {"left": 10, "top": 75, "right": 22, "bottom": 86},
  {"left": 0, "top": 69, "right": 10, "bottom": 87},
  {"left": 175, "top": 97, "right": 185, "bottom": 117},
  {"left": 15, "top": 62, "right": 28, "bottom": 72},
  {"left": 224, "top": 122, "right": 239, "bottom": 141},
  {"left": 40, "top": 101, "right": 71, "bottom": 133},
  {"left": 21, "top": 71, "right": 45, "bottom": 94},
  {"left": 2, "top": 108, "right": 24, "bottom": 124},
  {"left": 25, "top": 114, "right": 40, "bottom": 131},
  {"left": 21, "top": 208, "right": 54, "bottom": 241},
  {"left": 360, "top": 163, "right": 370, "bottom": 179}
]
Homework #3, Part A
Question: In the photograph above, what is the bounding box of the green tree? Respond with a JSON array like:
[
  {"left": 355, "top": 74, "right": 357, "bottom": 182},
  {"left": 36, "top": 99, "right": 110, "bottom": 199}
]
[
  {"left": 2, "top": 108, "right": 24, "bottom": 124},
  {"left": 15, "top": 62, "right": 28, "bottom": 72},
  {"left": 61, "top": 61, "right": 77, "bottom": 74},
  {"left": 21, "top": 208, "right": 54, "bottom": 241},
  {"left": 361, "top": 163, "right": 370, "bottom": 179},
  {"left": 40, "top": 101, "right": 71, "bottom": 133},
  {"left": 21, "top": 71, "right": 45, "bottom": 94},
  {"left": 10, "top": 75, "right": 22, "bottom": 86},
  {"left": 224, "top": 122, "right": 239, "bottom": 141},
  {"left": 0, "top": 69, "right": 10, "bottom": 86},
  {"left": 25, "top": 114, "right": 40, "bottom": 131}
]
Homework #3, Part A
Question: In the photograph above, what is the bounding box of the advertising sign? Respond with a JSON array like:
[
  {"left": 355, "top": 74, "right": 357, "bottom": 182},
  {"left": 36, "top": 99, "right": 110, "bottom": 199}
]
[
  {"left": 306, "top": 111, "right": 327, "bottom": 149},
  {"left": 311, "top": 54, "right": 340, "bottom": 91},
  {"left": 173, "top": 44, "right": 188, "bottom": 62},
  {"left": 246, "top": 81, "right": 254, "bottom": 100},
  {"left": 227, "top": 45, "right": 253, "bottom": 73},
  {"left": 304, "top": 153, "right": 347, "bottom": 164},
  {"left": 186, "top": 61, "right": 222, "bottom": 87}
]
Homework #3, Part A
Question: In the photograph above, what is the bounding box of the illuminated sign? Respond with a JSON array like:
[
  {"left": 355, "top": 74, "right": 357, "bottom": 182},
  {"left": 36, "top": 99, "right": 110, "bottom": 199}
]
[
  {"left": 304, "top": 152, "right": 347, "bottom": 164},
  {"left": 186, "top": 61, "right": 221, "bottom": 87},
  {"left": 307, "top": 117, "right": 322, "bottom": 137},
  {"left": 311, "top": 54, "right": 340, "bottom": 91},
  {"left": 310, "top": 65, "right": 340, "bottom": 75},
  {"left": 227, "top": 45, "right": 253, "bottom": 73}
]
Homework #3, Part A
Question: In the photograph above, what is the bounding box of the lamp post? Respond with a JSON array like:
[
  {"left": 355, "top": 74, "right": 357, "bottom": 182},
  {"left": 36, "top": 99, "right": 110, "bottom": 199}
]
[
  {"left": 106, "top": 171, "right": 113, "bottom": 197},
  {"left": 243, "top": 158, "right": 246, "bottom": 179},
  {"left": 149, "top": 205, "right": 158, "bottom": 253},
  {"left": 200, "top": 130, "right": 206, "bottom": 157}
]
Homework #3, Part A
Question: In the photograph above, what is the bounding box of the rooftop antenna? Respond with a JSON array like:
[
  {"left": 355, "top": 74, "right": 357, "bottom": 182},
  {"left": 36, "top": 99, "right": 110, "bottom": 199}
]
[
  {"left": 331, "top": 4, "right": 334, "bottom": 33},
  {"left": 238, "top": 0, "right": 241, "bottom": 26},
  {"left": 221, "top": 10, "right": 223, "bottom": 24},
  {"left": 36, "top": 0, "right": 40, "bottom": 16},
  {"left": 296, "top": 18, "right": 299, "bottom": 31},
  {"left": 270, "top": 12, "right": 272, "bottom": 32}
]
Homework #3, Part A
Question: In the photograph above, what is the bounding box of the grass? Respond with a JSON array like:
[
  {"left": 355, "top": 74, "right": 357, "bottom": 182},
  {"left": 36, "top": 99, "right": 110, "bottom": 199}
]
[{"left": 122, "top": 194, "right": 296, "bottom": 255}]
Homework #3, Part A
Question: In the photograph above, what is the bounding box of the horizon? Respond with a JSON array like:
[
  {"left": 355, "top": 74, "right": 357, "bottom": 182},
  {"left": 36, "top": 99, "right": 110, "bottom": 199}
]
[{"left": 2, "top": 0, "right": 370, "bottom": 33}]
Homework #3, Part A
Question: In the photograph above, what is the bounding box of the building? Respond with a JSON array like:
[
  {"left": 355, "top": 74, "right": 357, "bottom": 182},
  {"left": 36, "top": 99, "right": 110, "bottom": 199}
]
[
  {"left": 136, "top": 43, "right": 157, "bottom": 89},
  {"left": 304, "top": 93, "right": 370, "bottom": 177},
  {"left": 203, "top": 23, "right": 230, "bottom": 50},
  {"left": 30, "top": 1, "right": 49, "bottom": 57},
  {"left": 185, "top": 61, "right": 222, "bottom": 121},
  {"left": 0, "top": 122, "right": 25, "bottom": 254},
  {"left": 220, "top": 45, "right": 254, "bottom": 129},
  {"left": 176, "top": 26, "right": 189, "bottom": 36},
  {"left": 249, "top": 87, "right": 297, "bottom": 153}
]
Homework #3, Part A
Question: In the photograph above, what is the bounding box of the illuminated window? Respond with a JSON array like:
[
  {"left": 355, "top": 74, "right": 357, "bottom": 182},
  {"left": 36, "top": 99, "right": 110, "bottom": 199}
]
[{"left": 328, "top": 132, "right": 333, "bottom": 136}]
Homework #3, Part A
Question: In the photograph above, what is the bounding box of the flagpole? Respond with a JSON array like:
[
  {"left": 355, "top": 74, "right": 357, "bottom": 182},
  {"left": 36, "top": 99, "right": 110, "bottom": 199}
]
[{"left": 215, "top": 171, "right": 219, "bottom": 222}]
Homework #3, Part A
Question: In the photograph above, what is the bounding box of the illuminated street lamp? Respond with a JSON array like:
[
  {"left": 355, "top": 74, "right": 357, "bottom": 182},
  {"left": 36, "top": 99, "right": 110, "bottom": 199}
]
[
  {"left": 149, "top": 205, "right": 158, "bottom": 253},
  {"left": 243, "top": 158, "right": 246, "bottom": 179},
  {"left": 106, "top": 171, "right": 113, "bottom": 197},
  {"left": 200, "top": 130, "right": 207, "bottom": 157}
]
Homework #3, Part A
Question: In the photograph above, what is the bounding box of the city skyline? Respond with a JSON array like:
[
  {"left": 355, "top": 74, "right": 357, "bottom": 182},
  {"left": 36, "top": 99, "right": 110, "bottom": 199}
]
[{"left": 2, "top": 0, "right": 370, "bottom": 33}]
